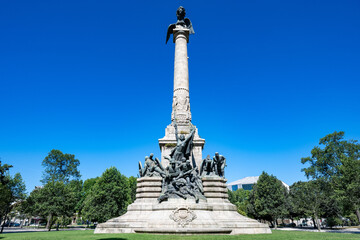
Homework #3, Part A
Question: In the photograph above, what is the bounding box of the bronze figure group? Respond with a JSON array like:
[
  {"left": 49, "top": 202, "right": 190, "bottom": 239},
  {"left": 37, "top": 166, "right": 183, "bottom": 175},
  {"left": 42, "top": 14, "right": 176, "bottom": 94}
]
[
  {"left": 200, "top": 153, "right": 227, "bottom": 177},
  {"left": 139, "top": 120, "right": 227, "bottom": 203},
  {"left": 158, "top": 122, "right": 204, "bottom": 203}
]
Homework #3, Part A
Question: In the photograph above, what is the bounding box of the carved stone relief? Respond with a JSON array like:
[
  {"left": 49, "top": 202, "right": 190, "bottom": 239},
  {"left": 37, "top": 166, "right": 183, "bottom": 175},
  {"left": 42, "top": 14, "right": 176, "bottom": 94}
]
[{"left": 169, "top": 207, "right": 196, "bottom": 227}]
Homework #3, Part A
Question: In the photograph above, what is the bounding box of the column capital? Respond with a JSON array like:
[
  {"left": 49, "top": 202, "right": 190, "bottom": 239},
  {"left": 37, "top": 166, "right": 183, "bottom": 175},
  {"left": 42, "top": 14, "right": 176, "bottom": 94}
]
[{"left": 173, "top": 27, "right": 190, "bottom": 43}]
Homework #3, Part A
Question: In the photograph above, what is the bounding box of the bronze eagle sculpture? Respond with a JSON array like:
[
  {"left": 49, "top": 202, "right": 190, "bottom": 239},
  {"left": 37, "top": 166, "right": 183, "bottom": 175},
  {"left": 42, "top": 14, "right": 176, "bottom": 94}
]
[{"left": 166, "top": 6, "right": 195, "bottom": 44}]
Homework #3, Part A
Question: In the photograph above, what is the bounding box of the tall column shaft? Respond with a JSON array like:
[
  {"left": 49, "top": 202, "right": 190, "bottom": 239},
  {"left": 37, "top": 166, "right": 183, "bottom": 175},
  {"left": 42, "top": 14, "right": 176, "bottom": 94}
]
[
  {"left": 159, "top": 26, "right": 204, "bottom": 169},
  {"left": 171, "top": 28, "right": 191, "bottom": 124},
  {"left": 173, "top": 31, "right": 189, "bottom": 91}
]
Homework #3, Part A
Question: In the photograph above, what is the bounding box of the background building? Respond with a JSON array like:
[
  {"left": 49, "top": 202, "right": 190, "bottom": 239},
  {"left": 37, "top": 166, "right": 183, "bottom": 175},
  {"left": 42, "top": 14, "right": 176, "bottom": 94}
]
[{"left": 227, "top": 176, "right": 289, "bottom": 191}]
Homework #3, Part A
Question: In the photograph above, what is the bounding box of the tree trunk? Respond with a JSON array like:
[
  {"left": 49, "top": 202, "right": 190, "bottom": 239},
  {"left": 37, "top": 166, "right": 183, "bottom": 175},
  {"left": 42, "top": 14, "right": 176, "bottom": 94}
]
[
  {"left": 312, "top": 218, "right": 317, "bottom": 229},
  {"left": 274, "top": 218, "right": 278, "bottom": 229},
  {"left": 355, "top": 208, "right": 360, "bottom": 224},
  {"left": 314, "top": 215, "right": 321, "bottom": 232},
  {"left": 0, "top": 215, "right": 8, "bottom": 234},
  {"left": 46, "top": 213, "right": 53, "bottom": 231}
]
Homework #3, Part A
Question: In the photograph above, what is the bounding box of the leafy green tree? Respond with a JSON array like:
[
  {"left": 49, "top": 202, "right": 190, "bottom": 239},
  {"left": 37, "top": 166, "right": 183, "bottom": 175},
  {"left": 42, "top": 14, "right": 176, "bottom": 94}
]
[
  {"left": 41, "top": 149, "right": 81, "bottom": 184},
  {"left": 82, "top": 167, "right": 130, "bottom": 223},
  {"left": 21, "top": 150, "right": 82, "bottom": 231},
  {"left": 68, "top": 180, "right": 83, "bottom": 219},
  {"left": 9, "top": 173, "right": 27, "bottom": 201},
  {"left": 289, "top": 180, "right": 335, "bottom": 231},
  {"left": 335, "top": 154, "right": 360, "bottom": 222},
  {"left": 288, "top": 181, "right": 307, "bottom": 221},
  {"left": 0, "top": 161, "right": 13, "bottom": 229},
  {"left": 128, "top": 176, "right": 137, "bottom": 203},
  {"left": 0, "top": 166, "right": 26, "bottom": 234},
  {"left": 83, "top": 178, "right": 99, "bottom": 194},
  {"left": 0, "top": 161, "right": 13, "bottom": 185},
  {"left": 25, "top": 180, "right": 80, "bottom": 231},
  {"left": 75, "top": 178, "right": 98, "bottom": 219},
  {"left": 301, "top": 131, "right": 360, "bottom": 222},
  {"left": 228, "top": 188, "right": 250, "bottom": 216},
  {"left": 31, "top": 150, "right": 82, "bottom": 230},
  {"left": 247, "top": 172, "right": 288, "bottom": 229}
]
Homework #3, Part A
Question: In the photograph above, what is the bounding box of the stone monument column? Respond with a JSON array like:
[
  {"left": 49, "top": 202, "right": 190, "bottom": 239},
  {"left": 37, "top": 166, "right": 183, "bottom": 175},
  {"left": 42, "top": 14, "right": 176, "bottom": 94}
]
[
  {"left": 171, "top": 27, "right": 191, "bottom": 124},
  {"left": 159, "top": 26, "right": 205, "bottom": 168}
]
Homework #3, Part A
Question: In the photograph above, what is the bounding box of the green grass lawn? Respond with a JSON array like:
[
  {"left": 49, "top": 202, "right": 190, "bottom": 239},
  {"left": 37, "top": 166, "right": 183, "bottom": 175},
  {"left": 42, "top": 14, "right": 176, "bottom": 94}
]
[{"left": 0, "top": 230, "right": 359, "bottom": 240}]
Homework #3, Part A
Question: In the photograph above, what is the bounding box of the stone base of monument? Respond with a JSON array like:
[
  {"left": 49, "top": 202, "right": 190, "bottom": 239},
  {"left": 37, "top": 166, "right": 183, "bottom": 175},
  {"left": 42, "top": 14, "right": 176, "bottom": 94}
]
[{"left": 94, "top": 176, "right": 271, "bottom": 235}]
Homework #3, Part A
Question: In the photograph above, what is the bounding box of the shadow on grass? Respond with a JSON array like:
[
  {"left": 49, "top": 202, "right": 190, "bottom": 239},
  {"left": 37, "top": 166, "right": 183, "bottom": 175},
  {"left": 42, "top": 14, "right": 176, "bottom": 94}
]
[{"left": 97, "top": 238, "right": 127, "bottom": 240}]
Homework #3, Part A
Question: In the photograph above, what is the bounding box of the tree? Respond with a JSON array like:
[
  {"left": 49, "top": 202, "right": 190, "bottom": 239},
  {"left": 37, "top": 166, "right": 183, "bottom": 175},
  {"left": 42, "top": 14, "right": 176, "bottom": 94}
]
[
  {"left": 76, "top": 177, "right": 98, "bottom": 221},
  {"left": 25, "top": 180, "right": 80, "bottom": 231},
  {"left": 67, "top": 180, "right": 83, "bottom": 222},
  {"left": 301, "top": 131, "right": 360, "bottom": 222},
  {"left": 83, "top": 178, "right": 99, "bottom": 194},
  {"left": 0, "top": 161, "right": 13, "bottom": 185},
  {"left": 33, "top": 150, "right": 82, "bottom": 230},
  {"left": 289, "top": 180, "right": 338, "bottom": 231},
  {"left": 82, "top": 167, "right": 130, "bottom": 223},
  {"left": 128, "top": 176, "right": 137, "bottom": 204},
  {"left": 247, "top": 172, "right": 288, "bottom": 229},
  {"left": 0, "top": 162, "right": 26, "bottom": 234},
  {"left": 335, "top": 153, "right": 360, "bottom": 222},
  {"left": 41, "top": 149, "right": 81, "bottom": 184},
  {"left": 0, "top": 161, "right": 13, "bottom": 229},
  {"left": 228, "top": 188, "right": 250, "bottom": 216}
]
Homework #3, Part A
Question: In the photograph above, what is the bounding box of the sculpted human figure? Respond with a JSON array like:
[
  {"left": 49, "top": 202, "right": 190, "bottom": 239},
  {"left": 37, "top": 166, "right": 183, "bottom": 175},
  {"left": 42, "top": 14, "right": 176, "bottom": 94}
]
[
  {"left": 177, "top": 157, "right": 195, "bottom": 186},
  {"left": 138, "top": 153, "right": 165, "bottom": 178},
  {"left": 169, "top": 122, "right": 196, "bottom": 163},
  {"left": 172, "top": 96, "right": 178, "bottom": 112},
  {"left": 213, "top": 152, "right": 226, "bottom": 177},
  {"left": 166, "top": 6, "right": 195, "bottom": 44},
  {"left": 200, "top": 155, "right": 215, "bottom": 177},
  {"left": 191, "top": 168, "right": 204, "bottom": 194},
  {"left": 158, "top": 154, "right": 205, "bottom": 203},
  {"left": 184, "top": 97, "right": 190, "bottom": 111},
  {"left": 181, "top": 97, "right": 188, "bottom": 111},
  {"left": 177, "top": 178, "right": 199, "bottom": 203},
  {"left": 158, "top": 159, "right": 184, "bottom": 202},
  {"left": 178, "top": 157, "right": 192, "bottom": 176}
]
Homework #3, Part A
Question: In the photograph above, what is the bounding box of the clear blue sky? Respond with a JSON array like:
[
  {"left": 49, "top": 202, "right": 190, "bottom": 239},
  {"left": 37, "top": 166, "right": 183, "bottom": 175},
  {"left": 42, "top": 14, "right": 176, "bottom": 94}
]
[{"left": 1, "top": 0, "right": 359, "bottom": 193}]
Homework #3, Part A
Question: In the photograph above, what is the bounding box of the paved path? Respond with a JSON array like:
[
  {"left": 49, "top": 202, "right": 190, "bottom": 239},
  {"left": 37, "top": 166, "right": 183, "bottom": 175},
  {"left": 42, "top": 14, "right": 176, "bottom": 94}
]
[
  {"left": 2, "top": 227, "right": 89, "bottom": 233},
  {"left": 277, "top": 227, "right": 360, "bottom": 234},
  {"left": 4, "top": 226, "right": 360, "bottom": 234}
]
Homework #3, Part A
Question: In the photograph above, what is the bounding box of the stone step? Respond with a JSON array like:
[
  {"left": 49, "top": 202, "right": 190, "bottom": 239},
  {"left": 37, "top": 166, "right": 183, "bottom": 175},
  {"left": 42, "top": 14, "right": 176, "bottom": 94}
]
[
  {"left": 135, "top": 228, "right": 232, "bottom": 234},
  {"left": 204, "top": 192, "right": 228, "bottom": 198},
  {"left": 202, "top": 182, "right": 227, "bottom": 187},
  {"left": 136, "top": 187, "right": 162, "bottom": 193},
  {"left": 137, "top": 181, "right": 162, "bottom": 188},
  {"left": 203, "top": 187, "right": 228, "bottom": 193},
  {"left": 136, "top": 192, "right": 161, "bottom": 198}
]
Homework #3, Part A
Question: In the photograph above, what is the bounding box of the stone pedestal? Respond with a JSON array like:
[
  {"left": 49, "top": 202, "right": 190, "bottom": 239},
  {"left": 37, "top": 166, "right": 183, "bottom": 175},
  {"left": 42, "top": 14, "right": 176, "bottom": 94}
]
[
  {"left": 203, "top": 177, "right": 229, "bottom": 200},
  {"left": 135, "top": 177, "right": 162, "bottom": 200},
  {"left": 159, "top": 124, "right": 205, "bottom": 168},
  {"left": 95, "top": 177, "right": 271, "bottom": 234}
]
